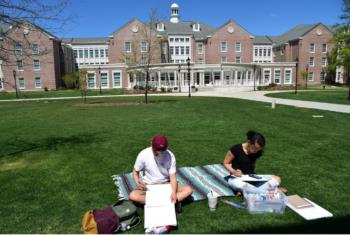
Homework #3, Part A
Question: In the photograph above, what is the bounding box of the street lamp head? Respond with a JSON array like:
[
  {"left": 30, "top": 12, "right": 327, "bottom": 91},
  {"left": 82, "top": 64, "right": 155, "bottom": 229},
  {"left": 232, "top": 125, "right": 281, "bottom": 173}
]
[
  {"left": 12, "top": 69, "right": 16, "bottom": 77},
  {"left": 98, "top": 67, "right": 101, "bottom": 74},
  {"left": 305, "top": 64, "right": 309, "bottom": 70},
  {"left": 295, "top": 57, "right": 299, "bottom": 63},
  {"left": 186, "top": 57, "right": 190, "bottom": 66}
]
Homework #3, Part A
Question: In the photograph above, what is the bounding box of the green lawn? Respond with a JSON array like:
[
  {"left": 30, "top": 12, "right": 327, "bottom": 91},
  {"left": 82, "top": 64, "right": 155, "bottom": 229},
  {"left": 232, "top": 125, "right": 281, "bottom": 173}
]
[
  {"left": 0, "top": 88, "right": 126, "bottom": 100},
  {"left": 0, "top": 96, "right": 349, "bottom": 233},
  {"left": 265, "top": 90, "right": 350, "bottom": 105}
]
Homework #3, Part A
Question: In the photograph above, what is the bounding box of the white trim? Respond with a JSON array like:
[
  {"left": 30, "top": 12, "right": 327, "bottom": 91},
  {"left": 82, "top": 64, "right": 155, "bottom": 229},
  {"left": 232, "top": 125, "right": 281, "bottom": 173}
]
[
  {"left": 235, "top": 42, "right": 241, "bottom": 52},
  {"left": 322, "top": 44, "right": 328, "bottom": 53},
  {"left": 220, "top": 41, "right": 227, "bottom": 52},
  {"left": 309, "top": 43, "right": 315, "bottom": 53},
  {"left": 263, "top": 68, "right": 272, "bottom": 84},
  {"left": 87, "top": 71, "right": 96, "bottom": 89},
  {"left": 284, "top": 68, "right": 292, "bottom": 84},
  {"left": 309, "top": 57, "right": 315, "bottom": 67},
  {"left": 112, "top": 70, "right": 123, "bottom": 88},
  {"left": 33, "top": 60, "right": 41, "bottom": 71},
  {"left": 18, "top": 77, "right": 25, "bottom": 89},
  {"left": 34, "top": 77, "right": 41, "bottom": 88},
  {"left": 274, "top": 68, "right": 281, "bottom": 84},
  {"left": 100, "top": 70, "right": 109, "bottom": 89},
  {"left": 0, "top": 77, "right": 3, "bottom": 90},
  {"left": 308, "top": 72, "right": 314, "bottom": 82}
]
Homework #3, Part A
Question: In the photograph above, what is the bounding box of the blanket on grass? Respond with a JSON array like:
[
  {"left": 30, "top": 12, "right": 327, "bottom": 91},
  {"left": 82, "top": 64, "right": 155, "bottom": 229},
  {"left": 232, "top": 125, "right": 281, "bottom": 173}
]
[{"left": 112, "top": 163, "right": 235, "bottom": 201}]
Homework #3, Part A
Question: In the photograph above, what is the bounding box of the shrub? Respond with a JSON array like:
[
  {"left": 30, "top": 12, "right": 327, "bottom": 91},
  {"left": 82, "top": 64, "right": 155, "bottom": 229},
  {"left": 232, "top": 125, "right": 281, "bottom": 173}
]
[
  {"left": 167, "top": 88, "right": 172, "bottom": 92},
  {"left": 44, "top": 87, "right": 49, "bottom": 92},
  {"left": 160, "top": 87, "right": 166, "bottom": 93}
]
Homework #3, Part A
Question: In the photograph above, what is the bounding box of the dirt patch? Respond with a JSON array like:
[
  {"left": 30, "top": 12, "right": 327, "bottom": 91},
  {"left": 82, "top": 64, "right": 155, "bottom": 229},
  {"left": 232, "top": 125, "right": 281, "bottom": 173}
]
[{"left": 74, "top": 102, "right": 146, "bottom": 107}]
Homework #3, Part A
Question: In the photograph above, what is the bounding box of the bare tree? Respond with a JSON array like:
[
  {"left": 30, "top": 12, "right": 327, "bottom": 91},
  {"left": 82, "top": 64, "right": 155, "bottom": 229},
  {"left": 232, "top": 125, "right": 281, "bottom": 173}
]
[{"left": 0, "top": 0, "right": 70, "bottom": 62}]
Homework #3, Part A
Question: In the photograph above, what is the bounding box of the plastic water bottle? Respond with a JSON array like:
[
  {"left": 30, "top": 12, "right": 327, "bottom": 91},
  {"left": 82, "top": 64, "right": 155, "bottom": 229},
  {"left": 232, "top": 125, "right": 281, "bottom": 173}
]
[{"left": 145, "top": 225, "right": 171, "bottom": 234}]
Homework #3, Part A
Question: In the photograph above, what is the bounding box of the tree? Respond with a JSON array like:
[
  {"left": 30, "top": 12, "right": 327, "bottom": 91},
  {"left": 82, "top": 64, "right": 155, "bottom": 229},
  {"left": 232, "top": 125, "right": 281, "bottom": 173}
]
[
  {"left": 77, "top": 69, "right": 88, "bottom": 104},
  {"left": 332, "top": 0, "right": 350, "bottom": 99},
  {"left": 0, "top": 0, "right": 70, "bottom": 62}
]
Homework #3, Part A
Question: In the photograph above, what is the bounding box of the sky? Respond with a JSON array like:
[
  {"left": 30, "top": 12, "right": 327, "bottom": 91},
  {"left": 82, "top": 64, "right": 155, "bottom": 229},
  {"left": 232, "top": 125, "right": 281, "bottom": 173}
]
[{"left": 58, "top": 0, "right": 343, "bottom": 39}]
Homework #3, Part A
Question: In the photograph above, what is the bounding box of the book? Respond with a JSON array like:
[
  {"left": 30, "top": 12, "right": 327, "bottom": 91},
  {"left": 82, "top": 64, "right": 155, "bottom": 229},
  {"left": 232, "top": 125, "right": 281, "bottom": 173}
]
[
  {"left": 286, "top": 197, "right": 333, "bottom": 220},
  {"left": 144, "top": 184, "right": 177, "bottom": 228},
  {"left": 287, "top": 195, "right": 314, "bottom": 209}
]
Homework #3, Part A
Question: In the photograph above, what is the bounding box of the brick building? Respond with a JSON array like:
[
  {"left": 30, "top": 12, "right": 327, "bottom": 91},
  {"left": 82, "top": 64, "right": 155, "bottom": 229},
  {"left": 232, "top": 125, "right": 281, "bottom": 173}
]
[{"left": 0, "top": 3, "right": 339, "bottom": 92}]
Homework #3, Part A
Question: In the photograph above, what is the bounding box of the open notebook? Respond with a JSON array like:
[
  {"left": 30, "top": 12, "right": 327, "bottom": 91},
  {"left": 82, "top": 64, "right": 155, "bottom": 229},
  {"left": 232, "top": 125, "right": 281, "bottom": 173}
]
[{"left": 144, "top": 184, "right": 177, "bottom": 228}]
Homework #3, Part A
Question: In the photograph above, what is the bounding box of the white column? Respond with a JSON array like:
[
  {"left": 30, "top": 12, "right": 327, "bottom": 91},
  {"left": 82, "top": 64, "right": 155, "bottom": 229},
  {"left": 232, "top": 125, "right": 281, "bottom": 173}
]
[
  {"left": 174, "top": 70, "right": 178, "bottom": 88},
  {"left": 221, "top": 69, "right": 224, "bottom": 87},
  {"left": 157, "top": 71, "right": 161, "bottom": 87}
]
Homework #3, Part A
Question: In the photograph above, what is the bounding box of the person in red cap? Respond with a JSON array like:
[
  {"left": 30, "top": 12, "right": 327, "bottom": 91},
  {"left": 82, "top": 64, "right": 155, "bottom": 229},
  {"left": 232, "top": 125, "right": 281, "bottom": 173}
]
[{"left": 129, "top": 135, "right": 192, "bottom": 210}]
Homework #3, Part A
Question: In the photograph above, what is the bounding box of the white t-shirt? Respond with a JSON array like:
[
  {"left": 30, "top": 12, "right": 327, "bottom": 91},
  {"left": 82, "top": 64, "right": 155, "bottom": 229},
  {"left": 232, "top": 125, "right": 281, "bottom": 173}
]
[{"left": 134, "top": 147, "right": 176, "bottom": 184}]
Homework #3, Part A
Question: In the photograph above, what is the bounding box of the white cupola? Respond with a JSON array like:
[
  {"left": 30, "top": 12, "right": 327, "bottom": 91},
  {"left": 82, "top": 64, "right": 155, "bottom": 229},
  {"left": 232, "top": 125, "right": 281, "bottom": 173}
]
[{"left": 170, "top": 3, "right": 179, "bottom": 23}]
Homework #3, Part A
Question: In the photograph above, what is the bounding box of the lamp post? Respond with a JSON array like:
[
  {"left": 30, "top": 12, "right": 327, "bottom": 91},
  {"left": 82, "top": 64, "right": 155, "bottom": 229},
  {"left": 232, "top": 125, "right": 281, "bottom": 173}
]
[
  {"left": 322, "top": 67, "right": 326, "bottom": 89},
  {"left": 348, "top": 66, "right": 350, "bottom": 100},
  {"left": 253, "top": 64, "right": 256, "bottom": 91},
  {"left": 305, "top": 64, "right": 309, "bottom": 89},
  {"left": 98, "top": 67, "right": 101, "bottom": 95},
  {"left": 295, "top": 58, "right": 299, "bottom": 95},
  {"left": 178, "top": 64, "right": 181, "bottom": 93},
  {"left": 12, "top": 70, "right": 18, "bottom": 99},
  {"left": 186, "top": 57, "right": 191, "bottom": 98}
]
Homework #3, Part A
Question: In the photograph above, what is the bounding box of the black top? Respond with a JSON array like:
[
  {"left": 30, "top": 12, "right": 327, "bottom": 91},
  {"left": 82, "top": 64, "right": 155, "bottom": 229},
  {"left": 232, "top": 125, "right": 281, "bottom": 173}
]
[{"left": 229, "top": 144, "right": 262, "bottom": 174}]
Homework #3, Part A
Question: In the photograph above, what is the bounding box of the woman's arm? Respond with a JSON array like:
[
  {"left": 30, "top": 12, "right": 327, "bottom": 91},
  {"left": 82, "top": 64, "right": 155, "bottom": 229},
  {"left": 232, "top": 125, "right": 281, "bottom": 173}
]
[{"left": 223, "top": 150, "right": 242, "bottom": 176}]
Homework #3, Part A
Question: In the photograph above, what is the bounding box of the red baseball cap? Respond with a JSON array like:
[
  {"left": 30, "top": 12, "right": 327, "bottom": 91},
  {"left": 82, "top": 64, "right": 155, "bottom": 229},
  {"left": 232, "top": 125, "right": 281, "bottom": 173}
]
[{"left": 152, "top": 135, "right": 168, "bottom": 151}]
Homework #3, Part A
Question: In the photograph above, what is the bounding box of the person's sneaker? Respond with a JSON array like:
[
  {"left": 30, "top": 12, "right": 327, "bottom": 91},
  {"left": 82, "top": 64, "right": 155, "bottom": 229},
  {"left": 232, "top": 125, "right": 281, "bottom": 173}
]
[{"left": 175, "top": 202, "right": 182, "bottom": 213}]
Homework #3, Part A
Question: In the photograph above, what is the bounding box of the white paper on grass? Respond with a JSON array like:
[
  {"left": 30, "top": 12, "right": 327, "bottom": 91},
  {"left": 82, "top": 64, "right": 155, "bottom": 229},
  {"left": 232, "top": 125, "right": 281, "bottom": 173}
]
[
  {"left": 240, "top": 174, "right": 269, "bottom": 182},
  {"left": 286, "top": 197, "right": 333, "bottom": 220},
  {"left": 144, "top": 184, "right": 177, "bottom": 228}
]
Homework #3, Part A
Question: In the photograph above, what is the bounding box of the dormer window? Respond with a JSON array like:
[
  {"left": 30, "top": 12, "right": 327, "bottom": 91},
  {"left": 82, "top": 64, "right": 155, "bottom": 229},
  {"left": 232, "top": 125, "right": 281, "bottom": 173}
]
[
  {"left": 157, "top": 23, "right": 165, "bottom": 31},
  {"left": 192, "top": 23, "right": 200, "bottom": 32}
]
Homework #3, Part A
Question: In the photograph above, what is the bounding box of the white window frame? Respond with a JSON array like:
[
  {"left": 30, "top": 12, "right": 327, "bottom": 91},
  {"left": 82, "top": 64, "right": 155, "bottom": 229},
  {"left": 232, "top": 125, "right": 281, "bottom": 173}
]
[
  {"left": 284, "top": 69, "right": 292, "bottom": 84},
  {"left": 308, "top": 72, "right": 314, "bottom": 82},
  {"left": 32, "top": 44, "right": 39, "bottom": 55},
  {"left": 221, "top": 42, "right": 227, "bottom": 52},
  {"left": 33, "top": 60, "right": 40, "bottom": 71},
  {"left": 235, "top": 42, "right": 241, "bottom": 52},
  {"left": 0, "top": 77, "right": 4, "bottom": 90},
  {"left": 221, "top": 56, "right": 227, "bottom": 63},
  {"left": 197, "top": 43, "right": 203, "bottom": 54},
  {"left": 322, "top": 44, "right": 328, "bottom": 53},
  {"left": 309, "top": 43, "right": 315, "bottom": 53},
  {"left": 18, "top": 77, "right": 25, "bottom": 89},
  {"left": 124, "top": 41, "right": 131, "bottom": 53},
  {"left": 157, "top": 23, "right": 164, "bottom": 31},
  {"left": 263, "top": 68, "right": 271, "bottom": 84},
  {"left": 322, "top": 57, "right": 327, "bottom": 67},
  {"left": 15, "top": 44, "right": 22, "bottom": 56},
  {"left": 100, "top": 71, "right": 109, "bottom": 89},
  {"left": 17, "top": 60, "right": 24, "bottom": 71},
  {"left": 140, "top": 42, "right": 148, "bottom": 53},
  {"left": 320, "top": 72, "right": 326, "bottom": 82},
  {"left": 87, "top": 72, "right": 96, "bottom": 89},
  {"left": 197, "top": 58, "right": 204, "bottom": 64},
  {"left": 274, "top": 69, "right": 281, "bottom": 84},
  {"left": 35, "top": 77, "right": 41, "bottom": 88},
  {"left": 309, "top": 57, "right": 315, "bottom": 67},
  {"left": 112, "top": 70, "right": 122, "bottom": 88},
  {"left": 235, "top": 56, "right": 241, "bottom": 63}
]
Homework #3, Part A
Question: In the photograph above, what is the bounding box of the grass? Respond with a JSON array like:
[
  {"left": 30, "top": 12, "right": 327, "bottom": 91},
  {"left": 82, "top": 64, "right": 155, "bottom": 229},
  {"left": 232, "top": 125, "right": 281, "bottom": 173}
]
[
  {"left": 265, "top": 89, "right": 350, "bottom": 105},
  {"left": 0, "top": 96, "right": 349, "bottom": 233},
  {"left": 0, "top": 88, "right": 126, "bottom": 100}
]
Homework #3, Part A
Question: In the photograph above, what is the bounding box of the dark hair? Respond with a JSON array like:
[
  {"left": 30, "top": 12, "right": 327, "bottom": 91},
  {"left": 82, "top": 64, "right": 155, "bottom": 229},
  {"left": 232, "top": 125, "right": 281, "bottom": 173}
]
[{"left": 247, "top": 130, "right": 265, "bottom": 147}]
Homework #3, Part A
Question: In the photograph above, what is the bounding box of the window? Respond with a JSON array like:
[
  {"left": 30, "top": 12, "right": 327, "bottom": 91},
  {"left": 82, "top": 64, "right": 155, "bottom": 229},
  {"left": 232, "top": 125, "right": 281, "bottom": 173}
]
[
  {"left": 35, "top": 77, "right": 41, "bottom": 88},
  {"left": 197, "top": 43, "right": 203, "bottom": 54},
  {"left": 84, "top": 49, "right": 88, "bottom": 58},
  {"left": 124, "top": 42, "right": 131, "bottom": 52},
  {"left": 322, "top": 44, "right": 327, "bottom": 53},
  {"left": 170, "top": 46, "right": 174, "bottom": 55},
  {"left": 15, "top": 44, "right": 22, "bottom": 55},
  {"left": 18, "top": 78, "right": 25, "bottom": 89},
  {"left": 320, "top": 72, "right": 326, "bottom": 82},
  {"left": 0, "top": 77, "right": 3, "bottom": 90},
  {"left": 180, "top": 46, "right": 184, "bottom": 55},
  {"left": 274, "top": 69, "right": 281, "bottom": 84},
  {"left": 197, "top": 58, "right": 204, "bottom": 64},
  {"left": 221, "top": 42, "right": 227, "bottom": 52},
  {"left": 95, "top": 49, "right": 99, "bottom": 57},
  {"left": 263, "top": 69, "right": 271, "bottom": 83},
  {"left": 17, "top": 60, "right": 24, "bottom": 71},
  {"left": 221, "top": 56, "right": 227, "bottom": 63},
  {"left": 180, "top": 38, "right": 184, "bottom": 42},
  {"left": 79, "top": 49, "right": 83, "bottom": 58},
  {"left": 89, "top": 49, "right": 94, "bottom": 58},
  {"left": 235, "top": 42, "right": 241, "bottom": 52},
  {"left": 284, "top": 69, "right": 292, "bottom": 84},
  {"left": 185, "top": 38, "right": 190, "bottom": 42},
  {"left": 105, "top": 49, "right": 108, "bottom": 57},
  {"left": 74, "top": 50, "right": 77, "bottom": 58},
  {"left": 309, "top": 43, "right": 315, "bottom": 53},
  {"left": 140, "top": 57, "right": 147, "bottom": 64},
  {"left": 113, "top": 72, "right": 121, "bottom": 87},
  {"left": 157, "top": 23, "right": 164, "bottom": 31},
  {"left": 280, "top": 48, "right": 284, "bottom": 55},
  {"left": 235, "top": 56, "right": 241, "bottom": 63},
  {"left": 254, "top": 48, "right": 258, "bottom": 57},
  {"left": 309, "top": 57, "right": 315, "bottom": 67},
  {"left": 33, "top": 60, "right": 40, "bottom": 71},
  {"left": 322, "top": 57, "right": 327, "bottom": 66},
  {"left": 100, "top": 49, "right": 105, "bottom": 58},
  {"left": 263, "top": 48, "right": 267, "bottom": 57},
  {"left": 100, "top": 72, "right": 108, "bottom": 88},
  {"left": 32, "top": 44, "right": 39, "bottom": 55},
  {"left": 175, "top": 47, "right": 179, "bottom": 55},
  {"left": 140, "top": 42, "right": 148, "bottom": 52},
  {"left": 185, "top": 46, "right": 190, "bottom": 55},
  {"left": 87, "top": 73, "right": 95, "bottom": 88},
  {"left": 193, "top": 23, "right": 200, "bottom": 31},
  {"left": 267, "top": 48, "right": 271, "bottom": 57},
  {"left": 308, "top": 72, "right": 314, "bottom": 81}
]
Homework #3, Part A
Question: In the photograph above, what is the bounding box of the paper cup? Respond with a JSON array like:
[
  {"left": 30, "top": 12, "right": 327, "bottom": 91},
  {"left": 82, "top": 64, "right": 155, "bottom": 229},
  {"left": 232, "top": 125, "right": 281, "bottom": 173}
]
[{"left": 207, "top": 192, "right": 218, "bottom": 210}]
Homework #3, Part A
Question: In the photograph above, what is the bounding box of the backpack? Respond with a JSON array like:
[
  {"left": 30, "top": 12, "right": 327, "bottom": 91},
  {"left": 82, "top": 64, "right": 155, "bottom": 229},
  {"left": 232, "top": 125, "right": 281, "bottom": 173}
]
[{"left": 81, "top": 200, "right": 141, "bottom": 234}]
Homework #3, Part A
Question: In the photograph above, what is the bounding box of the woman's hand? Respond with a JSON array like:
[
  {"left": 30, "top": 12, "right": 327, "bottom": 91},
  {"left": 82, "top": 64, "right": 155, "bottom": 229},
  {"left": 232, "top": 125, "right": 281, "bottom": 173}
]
[
  {"left": 136, "top": 180, "right": 146, "bottom": 190},
  {"left": 170, "top": 191, "right": 177, "bottom": 203},
  {"left": 233, "top": 169, "right": 242, "bottom": 177}
]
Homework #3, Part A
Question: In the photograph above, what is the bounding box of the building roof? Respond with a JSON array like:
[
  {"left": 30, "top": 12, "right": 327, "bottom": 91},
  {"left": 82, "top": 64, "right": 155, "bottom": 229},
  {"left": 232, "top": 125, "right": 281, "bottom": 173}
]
[
  {"left": 253, "top": 36, "right": 273, "bottom": 45},
  {"left": 157, "top": 21, "right": 215, "bottom": 40},
  {"left": 62, "top": 37, "right": 109, "bottom": 45}
]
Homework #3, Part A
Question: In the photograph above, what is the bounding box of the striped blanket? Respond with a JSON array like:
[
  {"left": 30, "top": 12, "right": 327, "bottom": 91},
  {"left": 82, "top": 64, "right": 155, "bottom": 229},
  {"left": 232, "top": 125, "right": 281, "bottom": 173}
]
[{"left": 111, "top": 163, "right": 235, "bottom": 201}]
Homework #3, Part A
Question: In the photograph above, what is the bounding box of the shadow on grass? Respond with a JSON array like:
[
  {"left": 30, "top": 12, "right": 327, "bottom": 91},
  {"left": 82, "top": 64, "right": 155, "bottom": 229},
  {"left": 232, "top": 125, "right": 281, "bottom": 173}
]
[
  {"left": 0, "top": 133, "right": 101, "bottom": 159},
  {"left": 223, "top": 216, "right": 349, "bottom": 234}
]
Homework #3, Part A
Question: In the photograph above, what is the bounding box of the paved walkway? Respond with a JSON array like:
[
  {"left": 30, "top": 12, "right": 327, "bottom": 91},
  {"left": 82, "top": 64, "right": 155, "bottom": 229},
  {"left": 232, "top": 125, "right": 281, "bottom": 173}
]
[
  {"left": 1, "top": 89, "right": 349, "bottom": 114},
  {"left": 193, "top": 89, "right": 350, "bottom": 114}
]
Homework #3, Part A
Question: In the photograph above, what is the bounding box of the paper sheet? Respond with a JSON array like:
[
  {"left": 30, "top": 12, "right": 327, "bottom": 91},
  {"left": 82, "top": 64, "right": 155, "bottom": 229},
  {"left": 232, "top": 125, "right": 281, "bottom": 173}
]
[
  {"left": 144, "top": 184, "right": 177, "bottom": 228},
  {"left": 286, "top": 197, "right": 333, "bottom": 220},
  {"left": 240, "top": 174, "right": 269, "bottom": 182}
]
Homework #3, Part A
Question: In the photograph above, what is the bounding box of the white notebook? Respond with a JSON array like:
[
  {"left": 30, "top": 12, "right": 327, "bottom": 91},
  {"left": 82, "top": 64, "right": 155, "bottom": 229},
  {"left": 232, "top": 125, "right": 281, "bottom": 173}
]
[
  {"left": 286, "top": 197, "right": 333, "bottom": 220},
  {"left": 144, "top": 184, "right": 177, "bottom": 228}
]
